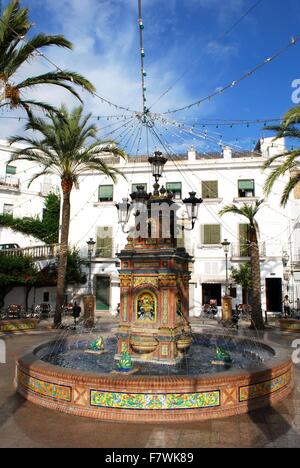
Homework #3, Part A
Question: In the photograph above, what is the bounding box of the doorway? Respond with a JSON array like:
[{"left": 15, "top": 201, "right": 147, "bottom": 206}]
[
  {"left": 96, "top": 276, "right": 110, "bottom": 311},
  {"left": 266, "top": 278, "right": 282, "bottom": 312},
  {"left": 202, "top": 284, "right": 222, "bottom": 306}
]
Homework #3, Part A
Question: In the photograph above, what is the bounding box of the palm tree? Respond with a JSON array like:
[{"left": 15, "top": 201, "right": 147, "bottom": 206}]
[
  {"left": 264, "top": 106, "right": 300, "bottom": 206},
  {"left": 0, "top": 0, "right": 95, "bottom": 115},
  {"left": 8, "top": 105, "right": 125, "bottom": 327},
  {"left": 219, "top": 200, "right": 265, "bottom": 330}
]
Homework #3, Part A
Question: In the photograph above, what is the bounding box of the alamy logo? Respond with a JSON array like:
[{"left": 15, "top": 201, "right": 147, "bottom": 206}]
[
  {"left": 291, "top": 79, "right": 300, "bottom": 104},
  {"left": 292, "top": 339, "right": 300, "bottom": 364},
  {"left": 0, "top": 339, "right": 6, "bottom": 364}
]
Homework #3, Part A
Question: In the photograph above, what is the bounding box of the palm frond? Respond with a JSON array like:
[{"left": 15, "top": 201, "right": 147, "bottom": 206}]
[{"left": 281, "top": 172, "right": 300, "bottom": 206}]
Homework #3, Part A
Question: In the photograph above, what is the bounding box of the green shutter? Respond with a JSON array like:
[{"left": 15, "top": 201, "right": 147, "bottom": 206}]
[
  {"left": 238, "top": 180, "right": 254, "bottom": 190},
  {"left": 239, "top": 224, "right": 251, "bottom": 256},
  {"left": 96, "top": 227, "right": 113, "bottom": 257},
  {"left": 203, "top": 225, "right": 221, "bottom": 245},
  {"left": 177, "top": 228, "right": 185, "bottom": 248},
  {"left": 166, "top": 182, "right": 182, "bottom": 199},
  {"left": 202, "top": 181, "right": 218, "bottom": 199},
  {"left": 132, "top": 183, "right": 147, "bottom": 193},
  {"left": 99, "top": 185, "right": 113, "bottom": 201},
  {"left": 6, "top": 165, "right": 16, "bottom": 175}
]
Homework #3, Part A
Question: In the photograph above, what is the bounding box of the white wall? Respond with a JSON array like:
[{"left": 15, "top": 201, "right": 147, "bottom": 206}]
[{"left": 1, "top": 138, "right": 299, "bottom": 314}]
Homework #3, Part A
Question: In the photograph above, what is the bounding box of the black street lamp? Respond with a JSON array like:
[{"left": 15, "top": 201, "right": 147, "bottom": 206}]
[
  {"left": 221, "top": 239, "right": 231, "bottom": 296},
  {"left": 282, "top": 251, "right": 290, "bottom": 267},
  {"left": 86, "top": 238, "right": 96, "bottom": 295},
  {"left": 183, "top": 192, "right": 203, "bottom": 230},
  {"left": 148, "top": 151, "right": 168, "bottom": 195},
  {"left": 115, "top": 150, "right": 202, "bottom": 235},
  {"left": 116, "top": 198, "right": 131, "bottom": 229}
]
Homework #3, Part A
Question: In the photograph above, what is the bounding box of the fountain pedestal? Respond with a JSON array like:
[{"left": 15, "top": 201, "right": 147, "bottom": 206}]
[{"left": 117, "top": 242, "right": 193, "bottom": 364}]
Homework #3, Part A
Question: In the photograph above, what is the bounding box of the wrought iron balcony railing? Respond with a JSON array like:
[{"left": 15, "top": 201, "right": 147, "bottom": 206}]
[
  {"left": 292, "top": 256, "right": 300, "bottom": 270},
  {"left": 0, "top": 176, "right": 20, "bottom": 190},
  {"left": 231, "top": 243, "right": 266, "bottom": 259}
]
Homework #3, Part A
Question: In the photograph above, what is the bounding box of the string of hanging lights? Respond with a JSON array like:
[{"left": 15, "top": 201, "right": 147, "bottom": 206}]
[
  {"left": 153, "top": 35, "right": 300, "bottom": 115},
  {"left": 0, "top": 15, "right": 136, "bottom": 114}
]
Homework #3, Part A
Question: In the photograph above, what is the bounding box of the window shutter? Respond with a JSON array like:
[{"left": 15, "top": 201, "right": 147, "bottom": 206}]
[
  {"left": 177, "top": 228, "right": 185, "bottom": 248},
  {"left": 202, "top": 181, "right": 218, "bottom": 199},
  {"left": 166, "top": 182, "right": 182, "bottom": 199},
  {"left": 238, "top": 180, "right": 254, "bottom": 190},
  {"left": 239, "top": 224, "right": 250, "bottom": 256},
  {"left": 203, "top": 225, "right": 221, "bottom": 245},
  {"left": 96, "top": 227, "right": 113, "bottom": 257},
  {"left": 99, "top": 185, "right": 113, "bottom": 202},
  {"left": 6, "top": 165, "right": 16, "bottom": 175},
  {"left": 132, "top": 183, "right": 147, "bottom": 193}
]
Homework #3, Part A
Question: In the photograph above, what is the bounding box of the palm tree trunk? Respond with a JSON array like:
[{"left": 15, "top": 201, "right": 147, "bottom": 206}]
[
  {"left": 54, "top": 181, "right": 72, "bottom": 327},
  {"left": 250, "top": 229, "right": 264, "bottom": 329}
]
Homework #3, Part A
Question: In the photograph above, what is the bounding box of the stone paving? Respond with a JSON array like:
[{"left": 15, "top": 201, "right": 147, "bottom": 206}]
[{"left": 1, "top": 318, "right": 300, "bottom": 448}]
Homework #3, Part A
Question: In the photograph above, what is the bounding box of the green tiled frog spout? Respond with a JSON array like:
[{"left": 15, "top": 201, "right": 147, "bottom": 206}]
[
  {"left": 117, "top": 350, "right": 133, "bottom": 371},
  {"left": 215, "top": 346, "right": 232, "bottom": 363}
]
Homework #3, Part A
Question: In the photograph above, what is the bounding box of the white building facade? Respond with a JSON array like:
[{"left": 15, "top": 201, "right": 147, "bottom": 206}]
[{"left": 0, "top": 137, "right": 300, "bottom": 315}]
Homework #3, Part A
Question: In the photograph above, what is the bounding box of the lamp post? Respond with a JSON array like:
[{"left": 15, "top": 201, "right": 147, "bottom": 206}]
[
  {"left": 86, "top": 238, "right": 96, "bottom": 295},
  {"left": 183, "top": 192, "right": 203, "bottom": 230},
  {"left": 116, "top": 150, "right": 202, "bottom": 234},
  {"left": 221, "top": 239, "right": 231, "bottom": 297}
]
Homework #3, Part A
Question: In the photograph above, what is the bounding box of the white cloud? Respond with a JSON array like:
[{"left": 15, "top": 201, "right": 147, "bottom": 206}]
[{"left": 0, "top": 0, "right": 250, "bottom": 154}]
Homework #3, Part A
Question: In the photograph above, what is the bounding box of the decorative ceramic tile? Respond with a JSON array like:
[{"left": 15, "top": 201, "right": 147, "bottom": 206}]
[
  {"left": 134, "top": 277, "right": 158, "bottom": 288},
  {"left": 0, "top": 322, "right": 36, "bottom": 332},
  {"left": 18, "top": 371, "right": 71, "bottom": 402},
  {"left": 133, "top": 262, "right": 160, "bottom": 269},
  {"left": 123, "top": 290, "right": 128, "bottom": 322},
  {"left": 239, "top": 372, "right": 291, "bottom": 402},
  {"left": 163, "top": 289, "right": 168, "bottom": 324},
  {"left": 90, "top": 390, "right": 220, "bottom": 410}
]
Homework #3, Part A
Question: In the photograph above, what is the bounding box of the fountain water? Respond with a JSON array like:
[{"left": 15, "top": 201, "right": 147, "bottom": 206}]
[{"left": 15, "top": 152, "right": 293, "bottom": 422}]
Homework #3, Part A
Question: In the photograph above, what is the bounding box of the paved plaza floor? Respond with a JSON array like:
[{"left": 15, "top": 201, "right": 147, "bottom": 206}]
[{"left": 1, "top": 317, "right": 300, "bottom": 448}]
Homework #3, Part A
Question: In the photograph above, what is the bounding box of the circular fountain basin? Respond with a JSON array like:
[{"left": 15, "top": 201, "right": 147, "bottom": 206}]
[
  {"left": 16, "top": 333, "right": 293, "bottom": 422},
  {"left": 279, "top": 319, "right": 300, "bottom": 333}
]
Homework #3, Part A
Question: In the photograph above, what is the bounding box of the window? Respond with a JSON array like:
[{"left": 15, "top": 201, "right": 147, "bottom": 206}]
[
  {"left": 203, "top": 225, "right": 221, "bottom": 245},
  {"left": 6, "top": 165, "right": 16, "bottom": 176},
  {"left": 98, "top": 185, "right": 113, "bottom": 202},
  {"left": 43, "top": 292, "right": 50, "bottom": 303},
  {"left": 202, "top": 181, "right": 218, "bottom": 199},
  {"left": 166, "top": 182, "right": 182, "bottom": 200},
  {"left": 132, "top": 183, "right": 147, "bottom": 193},
  {"left": 238, "top": 180, "right": 255, "bottom": 198},
  {"left": 3, "top": 204, "right": 13, "bottom": 216},
  {"left": 96, "top": 227, "right": 113, "bottom": 258},
  {"left": 239, "top": 224, "right": 251, "bottom": 256},
  {"left": 177, "top": 227, "right": 185, "bottom": 248}
]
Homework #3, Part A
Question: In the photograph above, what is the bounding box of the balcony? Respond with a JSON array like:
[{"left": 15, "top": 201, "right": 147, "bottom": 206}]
[
  {"left": 292, "top": 256, "right": 300, "bottom": 271},
  {"left": 0, "top": 244, "right": 60, "bottom": 260},
  {"left": 0, "top": 176, "right": 20, "bottom": 191},
  {"left": 231, "top": 243, "right": 266, "bottom": 260},
  {"left": 39, "top": 183, "right": 60, "bottom": 196}
]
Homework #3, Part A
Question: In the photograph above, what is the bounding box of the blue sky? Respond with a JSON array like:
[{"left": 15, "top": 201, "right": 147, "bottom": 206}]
[{"left": 2, "top": 0, "right": 300, "bottom": 154}]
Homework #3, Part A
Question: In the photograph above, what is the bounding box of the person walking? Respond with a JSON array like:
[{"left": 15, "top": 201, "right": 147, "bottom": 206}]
[
  {"left": 72, "top": 302, "right": 81, "bottom": 326},
  {"left": 283, "top": 295, "right": 291, "bottom": 319}
]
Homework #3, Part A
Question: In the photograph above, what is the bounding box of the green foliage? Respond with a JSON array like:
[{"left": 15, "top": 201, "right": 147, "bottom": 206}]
[
  {"left": 0, "top": 193, "right": 60, "bottom": 244},
  {"left": 42, "top": 193, "right": 60, "bottom": 243},
  {"left": 65, "top": 250, "right": 86, "bottom": 285},
  {"left": 264, "top": 105, "right": 300, "bottom": 206},
  {"left": 8, "top": 105, "right": 126, "bottom": 189},
  {"left": 231, "top": 263, "right": 252, "bottom": 290},
  {"left": 0, "top": 254, "right": 37, "bottom": 282},
  {"left": 0, "top": 0, "right": 95, "bottom": 116},
  {"left": 0, "top": 254, "right": 38, "bottom": 307}
]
